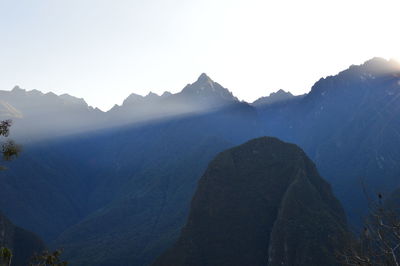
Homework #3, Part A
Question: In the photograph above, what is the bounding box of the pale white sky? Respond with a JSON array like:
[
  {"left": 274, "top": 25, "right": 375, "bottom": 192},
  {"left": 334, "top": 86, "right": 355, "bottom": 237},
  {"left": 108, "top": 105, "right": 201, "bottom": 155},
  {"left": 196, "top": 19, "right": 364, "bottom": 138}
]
[{"left": 1, "top": 0, "right": 399, "bottom": 111}]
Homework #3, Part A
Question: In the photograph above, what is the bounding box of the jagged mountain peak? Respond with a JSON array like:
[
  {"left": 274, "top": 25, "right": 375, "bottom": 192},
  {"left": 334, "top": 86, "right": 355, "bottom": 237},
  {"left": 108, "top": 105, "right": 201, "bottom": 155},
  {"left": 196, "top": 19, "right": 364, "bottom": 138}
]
[
  {"left": 193, "top": 73, "right": 219, "bottom": 91},
  {"left": 161, "top": 91, "right": 172, "bottom": 97},
  {"left": 180, "top": 73, "right": 238, "bottom": 102},
  {"left": 12, "top": 85, "right": 25, "bottom": 92},
  {"left": 123, "top": 93, "right": 144, "bottom": 104},
  {"left": 274, "top": 89, "right": 293, "bottom": 95},
  {"left": 346, "top": 57, "right": 400, "bottom": 77},
  {"left": 121, "top": 91, "right": 162, "bottom": 106},
  {"left": 197, "top": 72, "right": 213, "bottom": 83},
  {"left": 8, "top": 86, "right": 85, "bottom": 103},
  {"left": 145, "top": 91, "right": 160, "bottom": 98},
  {"left": 308, "top": 57, "right": 400, "bottom": 99},
  {"left": 252, "top": 89, "right": 295, "bottom": 106}
]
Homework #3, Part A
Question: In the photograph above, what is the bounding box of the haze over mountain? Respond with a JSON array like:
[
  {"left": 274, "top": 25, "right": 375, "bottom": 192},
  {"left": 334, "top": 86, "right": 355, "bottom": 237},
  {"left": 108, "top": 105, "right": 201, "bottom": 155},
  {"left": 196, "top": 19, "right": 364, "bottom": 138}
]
[
  {"left": 0, "top": 73, "right": 241, "bottom": 142},
  {"left": 1, "top": 58, "right": 400, "bottom": 265},
  {"left": 154, "top": 137, "right": 348, "bottom": 266},
  {"left": 0, "top": 86, "right": 103, "bottom": 141},
  {"left": 107, "top": 73, "right": 238, "bottom": 125}
]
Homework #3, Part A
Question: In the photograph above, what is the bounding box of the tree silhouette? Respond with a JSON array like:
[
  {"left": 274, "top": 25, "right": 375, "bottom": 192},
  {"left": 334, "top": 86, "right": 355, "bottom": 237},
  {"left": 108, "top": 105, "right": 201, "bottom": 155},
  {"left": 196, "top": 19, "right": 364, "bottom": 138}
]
[
  {"left": 0, "top": 247, "right": 12, "bottom": 266},
  {"left": 29, "top": 249, "right": 68, "bottom": 266},
  {"left": 339, "top": 193, "right": 400, "bottom": 266},
  {"left": 0, "top": 120, "right": 20, "bottom": 265},
  {"left": 0, "top": 120, "right": 21, "bottom": 170}
]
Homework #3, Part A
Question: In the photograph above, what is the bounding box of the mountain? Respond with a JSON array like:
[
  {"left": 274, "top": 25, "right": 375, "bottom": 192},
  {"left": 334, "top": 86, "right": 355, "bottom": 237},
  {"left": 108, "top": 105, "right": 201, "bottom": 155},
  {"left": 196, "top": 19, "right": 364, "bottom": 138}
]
[
  {"left": 252, "top": 89, "right": 300, "bottom": 106},
  {"left": 1, "top": 58, "right": 400, "bottom": 265},
  {"left": 257, "top": 57, "right": 400, "bottom": 225},
  {"left": 0, "top": 86, "right": 103, "bottom": 141},
  {"left": 107, "top": 73, "right": 238, "bottom": 125},
  {"left": 0, "top": 212, "right": 45, "bottom": 266},
  {"left": 153, "top": 137, "right": 348, "bottom": 266},
  {"left": 0, "top": 74, "right": 238, "bottom": 141},
  {"left": 0, "top": 74, "right": 250, "bottom": 266},
  {"left": 52, "top": 103, "right": 262, "bottom": 266},
  {"left": 178, "top": 73, "right": 238, "bottom": 104}
]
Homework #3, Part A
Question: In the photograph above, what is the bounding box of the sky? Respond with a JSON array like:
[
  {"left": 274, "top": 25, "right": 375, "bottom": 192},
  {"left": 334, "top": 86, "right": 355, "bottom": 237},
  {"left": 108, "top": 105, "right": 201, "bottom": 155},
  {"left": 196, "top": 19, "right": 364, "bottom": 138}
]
[{"left": 1, "top": 0, "right": 400, "bottom": 111}]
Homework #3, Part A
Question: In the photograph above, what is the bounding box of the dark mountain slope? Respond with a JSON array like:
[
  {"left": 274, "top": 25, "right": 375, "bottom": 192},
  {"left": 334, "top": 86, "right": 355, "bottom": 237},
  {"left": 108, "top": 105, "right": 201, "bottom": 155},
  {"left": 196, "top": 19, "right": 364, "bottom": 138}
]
[
  {"left": 0, "top": 140, "right": 100, "bottom": 242},
  {"left": 0, "top": 212, "right": 45, "bottom": 266},
  {"left": 256, "top": 58, "right": 400, "bottom": 224},
  {"left": 1, "top": 58, "right": 400, "bottom": 265},
  {"left": 53, "top": 103, "right": 263, "bottom": 266},
  {"left": 154, "top": 137, "right": 347, "bottom": 266}
]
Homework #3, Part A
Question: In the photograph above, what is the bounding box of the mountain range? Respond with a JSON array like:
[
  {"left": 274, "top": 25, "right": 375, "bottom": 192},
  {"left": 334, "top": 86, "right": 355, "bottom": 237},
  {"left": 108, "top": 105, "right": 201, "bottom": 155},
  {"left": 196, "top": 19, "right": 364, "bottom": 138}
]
[
  {"left": 1, "top": 57, "right": 400, "bottom": 265},
  {"left": 1, "top": 73, "right": 242, "bottom": 142}
]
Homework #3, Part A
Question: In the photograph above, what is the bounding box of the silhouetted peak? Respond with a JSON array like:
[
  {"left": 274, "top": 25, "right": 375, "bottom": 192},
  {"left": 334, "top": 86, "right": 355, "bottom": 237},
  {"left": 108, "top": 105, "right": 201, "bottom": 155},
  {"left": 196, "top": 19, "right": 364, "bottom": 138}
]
[
  {"left": 94, "top": 107, "right": 104, "bottom": 113},
  {"left": 309, "top": 57, "right": 400, "bottom": 98},
  {"left": 196, "top": 73, "right": 213, "bottom": 83},
  {"left": 127, "top": 92, "right": 143, "bottom": 99},
  {"left": 145, "top": 92, "right": 159, "bottom": 98},
  {"left": 180, "top": 73, "right": 237, "bottom": 102},
  {"left": 123, "top": 93, "right": 144, "bottom": 105},
  {"left": 161, "top": 91, "right": 172, "bottom": 97},
  {"left": 12, "top": 85, "right": 25, "bottom": 92},
  {"left": 30, "top": 89, "right": 43, "bottom": 95},
  {"left": 191, "top": 73, "right": 216, "bottom": 90},
  {"left": 274, "top": 89, "right": 293, "bottom": 96},
  {"left": 252, "top": 89, "right": 295, "bottom": 106},
  {"left": 342, "top": 57, "right": 400, "bottom": 78},
  {"left": 361, "top": 57, "right": 400, "bottom": 74},
  {"left": 122, "top": 91, "right": 163, "bottom": 106}
]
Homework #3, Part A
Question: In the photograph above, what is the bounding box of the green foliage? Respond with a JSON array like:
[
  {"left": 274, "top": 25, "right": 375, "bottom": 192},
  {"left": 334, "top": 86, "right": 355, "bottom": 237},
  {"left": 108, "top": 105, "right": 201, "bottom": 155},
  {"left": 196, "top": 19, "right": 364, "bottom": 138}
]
[
  {"left": 30, "top": 249, "right": 67, "bottom": 266},
  {"left": 0, "top": 120, "right": 12, "bottom": 137},
  {"left": 0, "top": 247, "right": 12, "bottom": 266},
  {"left": 0, "top": 120, "right": 21, "bottom": 170},
  {"left": 2, "top": 140, "right": 21, "bottom": 161}
]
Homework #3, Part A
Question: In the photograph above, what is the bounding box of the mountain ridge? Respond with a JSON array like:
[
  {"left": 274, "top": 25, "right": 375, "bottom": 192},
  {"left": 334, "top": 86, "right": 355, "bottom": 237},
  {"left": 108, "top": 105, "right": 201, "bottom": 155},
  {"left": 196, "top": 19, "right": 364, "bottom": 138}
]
[
  {"left": 2, "top": 57, "right": 399, "bottom": 114},
  {"left": 1, "top": 57, "right": 400, "bottom": 265}
]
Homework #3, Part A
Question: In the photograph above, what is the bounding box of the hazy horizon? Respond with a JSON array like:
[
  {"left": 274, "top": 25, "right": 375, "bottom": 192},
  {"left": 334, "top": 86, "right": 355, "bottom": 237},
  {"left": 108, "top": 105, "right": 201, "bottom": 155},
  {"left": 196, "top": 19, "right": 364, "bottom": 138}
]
[{"left": 1, "top": 0, "right": 400, "bottom": 111}]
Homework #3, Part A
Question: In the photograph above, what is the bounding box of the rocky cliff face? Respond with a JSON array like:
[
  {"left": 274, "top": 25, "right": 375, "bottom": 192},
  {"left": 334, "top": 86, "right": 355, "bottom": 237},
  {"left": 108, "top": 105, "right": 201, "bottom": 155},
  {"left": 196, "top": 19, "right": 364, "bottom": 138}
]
[
  {"left": 153, "top": 137, "right": 347, "bottom": 266},
  {"left": 0, "top": 212, "right": 45, "bottom": 266}
]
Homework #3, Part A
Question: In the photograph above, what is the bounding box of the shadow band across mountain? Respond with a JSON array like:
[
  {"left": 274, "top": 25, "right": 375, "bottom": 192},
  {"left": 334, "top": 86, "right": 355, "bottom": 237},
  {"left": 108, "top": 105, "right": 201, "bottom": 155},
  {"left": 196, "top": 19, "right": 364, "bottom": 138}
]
[{"left": 0, "top": 57, "right": 400, "bottom": 265}]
